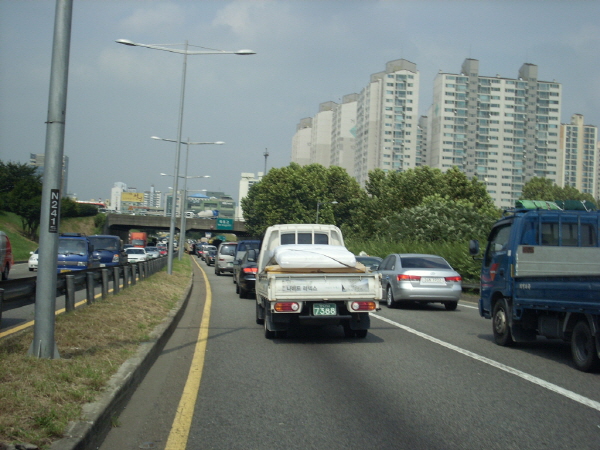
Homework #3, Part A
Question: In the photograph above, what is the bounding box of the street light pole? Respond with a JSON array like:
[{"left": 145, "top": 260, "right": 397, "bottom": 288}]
[
  {"left": 153, "top": 136, "right": 222, "bottom": 259},
  {"left": 117, "top": 39, "right": 254, "bottom": 274},
  {"left": 316, "top": 201, "right": 338, "bottom": 224}
]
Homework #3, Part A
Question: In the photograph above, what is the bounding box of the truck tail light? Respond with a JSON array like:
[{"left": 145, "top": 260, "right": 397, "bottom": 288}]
[
  {"left": 445, "top": 276, "right": 462, "bottom": 282},
  {"left": 351, "top": 301, "right": 377, "bottom": 311},
  {"left": 275, "top": 302, "right": 300, "bottom": 312},
  {"left": 242, "top": 267, "right": 258, "bottom": 274},
  {"left": 397, "top": 274, "right": 421, "bottom": 281}
]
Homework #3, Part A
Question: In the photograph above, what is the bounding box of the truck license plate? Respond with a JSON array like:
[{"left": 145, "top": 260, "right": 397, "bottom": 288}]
[{"left": 313, "top": 303, "right": 337, "bottom": 316}]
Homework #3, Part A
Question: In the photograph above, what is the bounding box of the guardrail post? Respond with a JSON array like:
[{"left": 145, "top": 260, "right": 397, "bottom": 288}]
[
  {"left": 113, "top": 266, "right": 120, "bottom": 294},
  {"left": 86, "top": 272, "right": 95, "bottom": 305},
  {"left": 123, "top": 265, "right": 129, "bottom": 289},
  {"left": 65, "top": 275, "right": 75, "bottom": 312},
  {"left": 131, "top": 264, "right": 137, "bottom": 286},
  {"left": 101, "top": 269, "right": 109, "bottom": 299}
]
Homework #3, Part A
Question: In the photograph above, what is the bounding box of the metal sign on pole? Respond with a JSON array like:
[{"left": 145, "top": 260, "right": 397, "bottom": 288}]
[{"left": 29, "top": 0, "right": 73, "bottom": 359}]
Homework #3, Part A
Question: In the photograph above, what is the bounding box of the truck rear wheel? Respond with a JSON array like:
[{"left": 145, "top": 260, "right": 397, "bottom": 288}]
[
  {"left": 492, "top": 299, "right": 514, "bottom": 346},
  {"left": 571, "top": 320, "right": 600, "bottom": 372}
]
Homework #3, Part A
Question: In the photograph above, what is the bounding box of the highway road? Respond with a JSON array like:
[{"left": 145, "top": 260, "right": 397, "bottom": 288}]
[{"left": 98, "top": 256, "right": 600, "bottom": 450}]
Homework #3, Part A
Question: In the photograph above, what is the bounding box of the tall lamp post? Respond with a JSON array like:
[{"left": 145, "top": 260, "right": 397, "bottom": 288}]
[
  {"left": 160, "top": 172, "right": 211, "bottom": 258},
  {"left": 153, "top": 136, "right": 222, "bottom": 259},
  {"left": 316, "top": 201, "right": 338, "bottom": 224},
  {"left": 117, "top": 39, "right": 254, "bottom": 274}
]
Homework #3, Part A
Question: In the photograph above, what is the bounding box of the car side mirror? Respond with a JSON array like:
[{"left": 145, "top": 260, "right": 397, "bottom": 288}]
[{"left": 469, "top": 239, "right": 480, "bottom": 256}]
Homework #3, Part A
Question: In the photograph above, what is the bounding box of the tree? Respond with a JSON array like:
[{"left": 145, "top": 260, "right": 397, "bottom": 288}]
[
  {"left": 241, "top": 163, "right": 366, "bottom": 237},
  {"left": 0, "top": 160, "right": 41, "bottom": 212},
  {"left": 6, "top": 178, "right": 43, "bottom": 239},
  {"left": 521, "top": 177, "right": 596, "bottom": 204},
  {"left": 375, "top": 195, "right": 499, "bottom": 243}
]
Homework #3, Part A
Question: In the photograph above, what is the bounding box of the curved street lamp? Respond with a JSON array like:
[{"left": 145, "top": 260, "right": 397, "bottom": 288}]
[
  {"left": 316, "top": 201, "right": 338, "bottom": 224},
  {"left": 117, "top": 38, "right": 254, "bottom": 274}
]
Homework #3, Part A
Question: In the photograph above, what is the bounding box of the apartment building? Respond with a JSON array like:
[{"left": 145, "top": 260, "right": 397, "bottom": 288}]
[
  {"left": 291, "top": 118, "right": 312, "bottom": 166},
  {"left": 354, "top": 59, "right": 420, "bottom": 185},
  {"left": 558, "top": 114, "right": 597, "bottom": 197},
  {"left": 330, "top": 93, "right": 358, "bottom": 174},
  {"left": 310, "top": 102, "right": 336, "bottom": 167},
  {"left": 428, "top": 59, "right": 562, "bottom": 208}
]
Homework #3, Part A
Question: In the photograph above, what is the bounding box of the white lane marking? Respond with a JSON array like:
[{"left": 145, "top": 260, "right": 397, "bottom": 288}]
[
  {"left": 460, "top": 303, "right": 478, "bottom": 310},
  {"left": 371, "top": 313, "right": 600, "bottom": 412}
]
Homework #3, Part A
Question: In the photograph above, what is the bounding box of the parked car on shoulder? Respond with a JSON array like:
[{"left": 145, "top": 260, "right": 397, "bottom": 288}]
[
  {"left": 28, "top": 248, "right": 39, "bottom": 271},
  {"left": 0, "top": 231, "right": 14, "bottom": 280},
  {"left": 376, "top": 253, "right": 462, "bottom": 310},
  {"left": 125, "top": 247, "right": 148, "bottom": 263},
  {"left": 214, "top": 242, "right": 238, "bottom": 276},
  {"left": 234, "top": 248, "right": 259, "bottom": 298}
]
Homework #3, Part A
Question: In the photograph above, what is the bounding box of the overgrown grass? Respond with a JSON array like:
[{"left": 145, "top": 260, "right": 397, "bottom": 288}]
[
  {"left": 346, "top": 236, "right": 481, "bottom": 283},
  {"left": 0, "top": 258, "right": 192, "bottom": 449}
]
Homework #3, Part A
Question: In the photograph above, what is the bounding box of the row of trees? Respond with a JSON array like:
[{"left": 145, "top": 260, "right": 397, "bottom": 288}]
[
  {"left": 241, "top": 163, "right": 598, "bottom": 244},
  {"left": 0, "top": 160, "right": 98, "bottom": 240}
]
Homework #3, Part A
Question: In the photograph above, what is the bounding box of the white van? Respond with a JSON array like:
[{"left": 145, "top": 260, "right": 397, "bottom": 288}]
[{"left": 214, "top": 242, "right": 238, "bottom": 276}]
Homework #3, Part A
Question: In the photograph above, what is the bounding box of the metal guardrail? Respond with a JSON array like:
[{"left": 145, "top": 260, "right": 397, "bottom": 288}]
[{"left": 0, "top": 257, "right": 168, "bottom": 320}]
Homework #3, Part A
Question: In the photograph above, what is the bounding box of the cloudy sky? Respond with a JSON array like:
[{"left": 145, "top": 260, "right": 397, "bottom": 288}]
[{"left": 1, "top": 0, "right": 599, "bottom": 204}]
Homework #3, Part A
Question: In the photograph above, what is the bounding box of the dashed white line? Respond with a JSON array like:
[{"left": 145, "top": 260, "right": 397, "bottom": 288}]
[{"left": 371, "top": 313, "right": 600, "bottom": 412}]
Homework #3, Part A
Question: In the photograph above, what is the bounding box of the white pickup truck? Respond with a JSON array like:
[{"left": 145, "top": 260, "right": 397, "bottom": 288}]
[{"left": 255, "top": 224, "right": 382, "bottom": 339}]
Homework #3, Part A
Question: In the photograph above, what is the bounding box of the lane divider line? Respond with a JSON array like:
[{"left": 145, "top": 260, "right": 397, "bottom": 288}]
[
  {"left": 165, "top": 257, "right": 212, "bottom": 449},
  {"left": 372, "top": 313, "right": 600, "bottom": 412}
]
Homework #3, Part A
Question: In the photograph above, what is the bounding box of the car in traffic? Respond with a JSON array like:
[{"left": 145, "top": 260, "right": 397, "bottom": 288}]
[
  {"left": 232, "top": 239, "right": 260, "bottom": 285},
  {"left": 376, "top": 253, "right": 462, "bottom": 310},
  {"left": 205, "top": 249, "right": 217, "bottom": 266},
  {"left": 125, "top": 247, "right": 148, "bottom": 263},
  {"left": 88, "top": 234, "right": 127, "bottom": 268},
  {"left": 234, "top": 248, "right": 259, "bottom": 298},
  {"left": 145, "top": 246, "right": 160, "bottom": 259},
  {"left": 198, "top": 244, "right": 216, "bottom": 261},
  {"left": 214, "top": 242, "right": 238, "bottom": 276},
  {"left": 355, "top": 255, "right": 383, "bottom": 272},
  {"left": 156, "top": 243, "right": 168, "bottom": 257},
  {"left": 0, "top": 231, "right": 14, "bottom": 280},
  {"left": 57, "top": 233, "right": 99, "bottom": 273},
  {"left": 28, "top": 248, "right": 39, "bottom": 271}
]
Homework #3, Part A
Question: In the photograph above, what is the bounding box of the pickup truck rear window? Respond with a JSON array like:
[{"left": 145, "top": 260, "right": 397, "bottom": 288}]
[{"left": 281, "top": 233, "right": 329, "bottom": 245}]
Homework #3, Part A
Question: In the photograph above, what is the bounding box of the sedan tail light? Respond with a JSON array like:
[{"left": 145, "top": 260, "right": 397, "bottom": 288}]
[
  {"left": 397, "top": 274, "right": 421, "bottom": 281},
  {"left": 445, "top": 276, "right": 462, "bottom": 282}
]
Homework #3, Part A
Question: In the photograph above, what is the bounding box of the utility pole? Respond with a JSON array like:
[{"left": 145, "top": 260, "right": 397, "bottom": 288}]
[{"left": 263, "top": 148, "right": 269, "bottom": 174}]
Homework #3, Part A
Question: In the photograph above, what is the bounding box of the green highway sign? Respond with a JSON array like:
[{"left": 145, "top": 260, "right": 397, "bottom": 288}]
[{"left": 216, "top": 218, "right": 234, "bottom": 230}]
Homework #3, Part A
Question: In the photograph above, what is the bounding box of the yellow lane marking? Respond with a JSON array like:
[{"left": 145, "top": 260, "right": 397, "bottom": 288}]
[{"left": 165, "top": 257, "right": 212, "bottom": 450}]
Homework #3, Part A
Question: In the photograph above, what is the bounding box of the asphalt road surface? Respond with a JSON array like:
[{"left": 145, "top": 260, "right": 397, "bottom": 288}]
[{"left": 99, "top": 256, "right": 600, "bottom": 450}]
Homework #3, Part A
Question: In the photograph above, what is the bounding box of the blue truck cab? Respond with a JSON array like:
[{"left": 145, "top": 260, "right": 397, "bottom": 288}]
[
  {"left": 470, "top": 200, "right": 600, "bottom": 371},
  {"left": 57, "top": 233, "right": 100, "bottom": 273},
  {"left": 88, "top": 234, "right": 127, "bottom": 267}
]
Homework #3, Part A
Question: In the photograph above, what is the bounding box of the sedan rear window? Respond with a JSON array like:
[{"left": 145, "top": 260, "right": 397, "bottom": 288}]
[{"left": 400, "top": 256, "right": 451, "bottom": 269}]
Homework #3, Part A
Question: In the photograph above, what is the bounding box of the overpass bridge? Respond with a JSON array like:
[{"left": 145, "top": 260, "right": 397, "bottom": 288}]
[{"left": 104, "top": 213, "right": 249, "bottom": 242}]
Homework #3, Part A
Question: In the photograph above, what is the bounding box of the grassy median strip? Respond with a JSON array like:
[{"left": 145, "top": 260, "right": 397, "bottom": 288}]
[{"left": 0, "top": 258, "right": 192, "bottom": 449}]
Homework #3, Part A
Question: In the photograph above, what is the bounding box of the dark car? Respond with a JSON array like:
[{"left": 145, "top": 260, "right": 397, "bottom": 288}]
[
  {"left": 355, "top": 255, "right": 383, "bottom": 272},
  {"left": 232, "top": 239, "right": 260, "bottom": 285},
  {"left": 205, "top": 249, "right": 217, "bottom": 266},
  {"left": 234, "top": 249, "right": 259, "bottom": 298},
  {"left": 89, "top": 235, "right": 127, "bottom": 268}
]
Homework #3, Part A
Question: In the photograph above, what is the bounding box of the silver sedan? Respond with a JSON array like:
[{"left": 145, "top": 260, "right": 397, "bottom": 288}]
[{"left": 377, "top": 253, "right": 462, "bottom": 310}]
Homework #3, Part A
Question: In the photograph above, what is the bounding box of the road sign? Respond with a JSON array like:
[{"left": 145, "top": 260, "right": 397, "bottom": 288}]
[{"left": 216, "top": 218, "right": 234, "bottom": 230}]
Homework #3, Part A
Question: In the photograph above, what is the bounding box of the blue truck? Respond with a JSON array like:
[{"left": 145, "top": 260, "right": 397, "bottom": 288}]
[
  {"left": 470, "top": 200, "right": 600, "bottom": 372},
  {"left": 57, "top": 233, "right": 100, "bottom": 273}
]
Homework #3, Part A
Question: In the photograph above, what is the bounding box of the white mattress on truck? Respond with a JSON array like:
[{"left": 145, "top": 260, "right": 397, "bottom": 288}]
[{"left": 270, "top": 245, "right": 357, "bottom": 269}]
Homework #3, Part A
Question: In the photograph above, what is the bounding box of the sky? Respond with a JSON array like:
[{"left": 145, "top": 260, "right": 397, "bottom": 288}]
[{"left": 1, "top": 0, "right": 599, "bottom": 205}]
